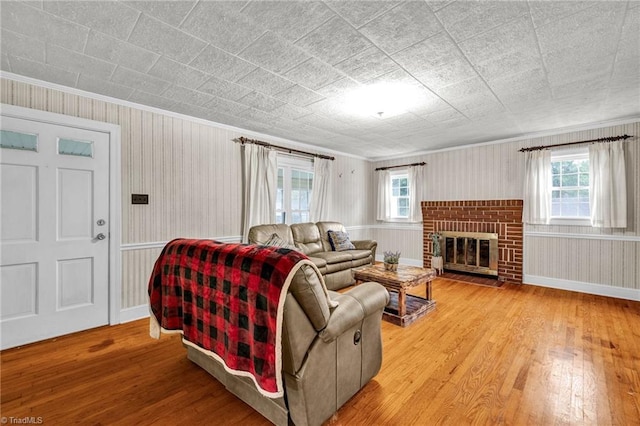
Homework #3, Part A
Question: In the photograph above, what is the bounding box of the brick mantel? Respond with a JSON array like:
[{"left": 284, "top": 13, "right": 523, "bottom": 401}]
[{"left": 422, "top": 200, "right": 523, "bottom": 283}]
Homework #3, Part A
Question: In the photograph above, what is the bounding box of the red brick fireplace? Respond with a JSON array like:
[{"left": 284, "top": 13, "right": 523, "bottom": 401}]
[{"left": 422, "top": 200, "right": 523, "bottom": 283}]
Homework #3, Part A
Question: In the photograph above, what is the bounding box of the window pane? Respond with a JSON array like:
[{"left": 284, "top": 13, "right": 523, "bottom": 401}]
[
  {"left": 392, "top": 187, "right": 399, "bottom": 196},
  {"left": 399, "top": 187, "right": 408, "bottom": 196},
  {"left": 579, "top": 173, "right": 589, "bottom": 186},
  {"left": 300, "top": 190, "right": 308, "bottom": 210},
  {"left": 0, "top": 130, "right": 38, "bottom": 151},
  {"left": 278, "top": 168, "right": 283, "bottom": 188},
  {"left": 561, "top": 174, "right": 578, "bottom": 186},
  {"left": 276, "top": 188, "right": 283, "bottom": 210},
  {"left": 561, "top": 203, "right": 578, "bottom": 216},
  {"left": 579, "top": 160, "right": 589, "bottom": 173},
  {"left": 578, "top": 189, "right": 589, "bottom": 203},
  {"left": 276, "top": 212, "right": 284, "bottom": 224},
  {"left": 552, "top": 203, "right": 561, "bottom": 216},
  {"left": 551, "top": 162, "right": 560, "bottom": 174},
  {"left": 552, "top": 190, "right": 560, "bottom": 200},
  {"left": 291, "top": 212, "right": 301, "bottom": 224},
  {"left": 398, "top": 207, "right": 408, "bottom": 217},
  {"left": 392, "top": 179, "right": 399, "bottom": 188},
  {"left": 562, "top": 161, "right": 578, "bottom": 174},
  {"left": 579, "top": 203, "right": 590, "bottom": 217},
  {"left": 398, "top": 198, "right": 408, "bottom": 207},
  {"left": 552, "top": 175, "right": 560, "bottom": 187},
  {"left": 561, "top": 189, "right": 578, "bottom": 200},
  {"left": 300, "top": 212, "right": 309, "bottom": 223},
  {"left": 291, "top": 189, "right": 299, "bottom": 210},
  {"left": 58, "top": 138, "right": 93, "bottom": 157}
]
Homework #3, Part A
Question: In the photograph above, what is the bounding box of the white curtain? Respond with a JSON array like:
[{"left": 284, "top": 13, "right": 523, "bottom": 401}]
[
  {"left": 309, "top": 158, "right": 332, "bottom": 221},
  {"left": 408, "top": 166, "right": 424, "bottom": 222},
  {"left": 376, "top": 170, "right": 391, "bottom": 221},
  {"left": 523, "top": 150, "right": 551, "bottom": 225},
  {"left": 589, "top": 141, "right": 627, "bottom": 228},
  {"left": 241, "top": 144, "right": 277, "bottom": 242}
]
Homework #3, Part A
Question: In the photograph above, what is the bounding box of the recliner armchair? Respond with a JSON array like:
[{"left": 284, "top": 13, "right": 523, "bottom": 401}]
[{"left": 186, "top": 262, "right": 389, "bottom": 426}]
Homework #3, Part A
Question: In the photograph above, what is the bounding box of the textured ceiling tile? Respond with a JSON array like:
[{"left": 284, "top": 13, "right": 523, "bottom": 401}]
[
  {"left": 239, "top": 32, "right": 310, "bottom": 74},
  {"left": 360, "top": 2, "right": 441, "bottom": 54},
  {"left": 535, "top": 2, "right": 626, "bottom": 54},
  {"left": 283, "top": 58, "right": 344, "bottom": 90},
  {"left": 237, "top": 91, "right": 286, "bottom": 113},
  {"left": 325, "top": 1, "right": 399, "bottom": 28},
  {"left": 9, "top": 55, "right": 78, "bottom": 87},
  {"left": 197, "top": 76, "right": 253, "bottom": 102},
  {"left": 1, "top": 29, "right": 45, "bottom": 62},
  {"left": 610, "top": 58, "right": 640, "bottom": 89},
  {"left": 1, "top": 54, "right": 10, "bottom": 72},
  {"left": 435, "top": 77, "right": 501, "bottom": 111},
  {"left": 85, "top": 30, "right": 159, "bottom": 74},
  {"left": 46, "top": 43, "right": 116, "bottom": 80},
  {"left": 426, "top": 1, "right": 455, "bottom": 12},
  {"left": 273, "top": 85, "right": 324, "bottom": 107},
  {"left": 551, "top": 74, "right": 609, "bottom": 100},
  {"left": 295, "top": 17, "right": 373, "bottom": 65},
  {"left": 269, "top": 104, "right": 313, "bottom": 121},
  {"left": 315, "top": 77, "right": 361, "bottom": 98},
  {"left": 473, "top": 49, "right": 541, "bottom": 82},
  {"left": 241, "top": 1, "right": 335, "bottom": 43},
  {"left": 393, "top": 32, "right": 460, "bottom": 71},
  {"left": 411, "top": 57, "right": 477, "bottom": 91},
  {"left": 180, "top": 1, "right": 260, "bottom": 54},
  {"left": 127, "top": 90, "right": 177, "bottom": 111},
  {"left": 435, "top": 1, "right": 528, "bottom": 43},
  {"left": 333, "top": 46, "right": 398, "bottom": 83},
  {"left": 544, "top": 48, "right": 614, "bottom": 86},
  {"left": 160, "top": 85, "right": 215, "bottom": 107},
  {"left": 189, "top": 45, "right": 256, "bottom": 82},
  {"left": 489, "top": 68, "right": 551, "bottom": 106},
  {"left": 43, "top": 1, "right": 140, "bottom": 40},
  {"left": 110, "top": 66, "right": 170, "bottom": 95},
  {"left": 528, "top": 1, "right": 599, "bottom": 28},
  {"left": 128, "top": 14, "right": 207, "bottom": 63},
  {"left": 235, "top": 67, "right": 295, "bottom": 97},
  {"left": 77, "top": 74, "right": 135, "bottom": 100},
  {"left": 236, "top": 107, "right": 280, "bottom": 125},
  {"left": 147, "top": 57, "right": 210, "bottom": 90},
  {"left": 123, "top": 1, "right": 197, "bottom": 27},
  {"left": 1, "top": 1, "right": 89, "bottom": 52},
  {"left": 459, "top": 16, "right": 537, "bottom": 66},
  {"left": 205, "top": 96, "right": 249, "bottom": 117}
]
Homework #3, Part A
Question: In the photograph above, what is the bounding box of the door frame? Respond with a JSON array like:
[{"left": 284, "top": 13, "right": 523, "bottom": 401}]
[{"left": 1, "top": 104, "right": 122, "bottom": 325}]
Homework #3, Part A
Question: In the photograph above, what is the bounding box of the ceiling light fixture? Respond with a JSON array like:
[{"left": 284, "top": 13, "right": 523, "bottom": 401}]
[{"left": 343, "top": 83, "right": 421, "bottom": 119}]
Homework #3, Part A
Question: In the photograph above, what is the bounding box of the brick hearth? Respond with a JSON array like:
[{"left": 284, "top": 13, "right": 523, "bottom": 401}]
[{"left": 422, "top": 200, "right": 523, "bottom": 283}]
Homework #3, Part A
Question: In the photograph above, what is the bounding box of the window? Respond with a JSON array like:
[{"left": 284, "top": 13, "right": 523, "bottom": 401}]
[
  {"left": 276, "top": 156, "right": 313, "bottom": 224},
  {"left": 390, "top": 171, "right": 410, "bottom": 219},
  {"left": 551, "top": 151, "right": 590, "bottom": 219}
]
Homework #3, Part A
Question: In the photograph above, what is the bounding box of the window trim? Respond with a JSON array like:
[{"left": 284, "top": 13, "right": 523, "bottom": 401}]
[{"left": 549, "top": 148, "right": 591, "bottom": 226}]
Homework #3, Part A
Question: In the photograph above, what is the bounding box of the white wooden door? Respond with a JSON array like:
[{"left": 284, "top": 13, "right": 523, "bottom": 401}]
[{"left": 0, "top": 116, "right": 110, "bottom": 349}]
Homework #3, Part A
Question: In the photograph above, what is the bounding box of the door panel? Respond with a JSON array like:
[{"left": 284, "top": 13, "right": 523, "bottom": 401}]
[{"left": 0, "top": 116, "right": 110, "bottom": 349}]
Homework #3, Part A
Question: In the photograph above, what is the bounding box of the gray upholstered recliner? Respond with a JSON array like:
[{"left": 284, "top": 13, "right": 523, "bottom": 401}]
[{"left": 186, "top": 262, "right": 389, "bottom": 426}]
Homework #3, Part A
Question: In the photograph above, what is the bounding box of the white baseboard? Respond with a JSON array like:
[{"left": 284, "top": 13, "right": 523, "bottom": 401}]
[
  {"left": 375, "top": 255, "right": 423, "bottom": 267},
  {"left": 120, "top": 305, "right": 150, "bottom": 323},
  {"left": 524, "top": 275, "right": 640, "bottom": 301}
]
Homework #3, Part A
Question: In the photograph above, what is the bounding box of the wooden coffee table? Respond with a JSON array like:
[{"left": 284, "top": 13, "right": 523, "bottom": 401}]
[{"left": 353, "top": 264, "right": 436, "bottom": 327}]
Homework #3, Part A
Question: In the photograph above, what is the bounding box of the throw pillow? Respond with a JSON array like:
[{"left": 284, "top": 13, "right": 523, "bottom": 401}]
[
  {"left": 327, "top": 230, "right": 355, "bottom": 251},
  {"left": 264, "top": 233, "right": 298, "bottom": 251}
]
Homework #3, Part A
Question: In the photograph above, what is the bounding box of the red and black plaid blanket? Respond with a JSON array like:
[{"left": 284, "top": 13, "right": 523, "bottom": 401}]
[{"left": 148, "top": 238, "right": 310, "bottom": 397}]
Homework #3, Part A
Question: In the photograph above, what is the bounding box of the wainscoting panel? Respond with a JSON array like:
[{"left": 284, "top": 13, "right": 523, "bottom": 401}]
[
  {"left": 371, "top": 225, "right": 423, "bottom": 266},
  {"left": 122, "top": 247, "right": 163, "bottom": 309}
]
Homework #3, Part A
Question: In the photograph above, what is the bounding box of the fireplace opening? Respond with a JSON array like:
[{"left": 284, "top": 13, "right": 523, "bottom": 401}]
[{"left": 441, "top": 231, "right": 498, "bottom": 276}]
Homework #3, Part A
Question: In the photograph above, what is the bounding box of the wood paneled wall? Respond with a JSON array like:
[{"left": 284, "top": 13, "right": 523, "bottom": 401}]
[
  {"left": 371, "top": 121, "right": 640, "bottom": 296},
  {"left": 0, "top": 78, "right": 368, "bottom": 309}
]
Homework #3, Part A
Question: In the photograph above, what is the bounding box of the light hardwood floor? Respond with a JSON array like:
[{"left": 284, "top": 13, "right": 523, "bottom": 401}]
[{"left": 2, "top": 278, "right": 639, "bottom": 425}]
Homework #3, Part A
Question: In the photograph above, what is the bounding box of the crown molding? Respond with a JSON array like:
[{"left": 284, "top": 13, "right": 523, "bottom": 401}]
[
  {"left": 0, "top": 72, "right": 368, "bottom": 161},
  {"left": 368, "top": 116, "right": 640, "bottom": 162}
]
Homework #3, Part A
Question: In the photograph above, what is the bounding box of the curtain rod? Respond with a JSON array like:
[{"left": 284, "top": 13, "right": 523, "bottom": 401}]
[
  {"left": 234, "top": 136, "right": 335, "bottom": 161},
  {"left": 375, "top": 162, "right": 426, "bottom": 171},
  {"left": 518, "top": 134, "right": 633, "bottom": 152}
]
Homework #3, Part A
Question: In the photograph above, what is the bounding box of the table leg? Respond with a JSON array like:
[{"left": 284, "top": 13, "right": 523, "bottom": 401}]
[
  {"left": 398, "top": 290, "right": 406, "bottom": 317},
  {"left": 426, "top": 280, "right": 432, "bottom": 301}
]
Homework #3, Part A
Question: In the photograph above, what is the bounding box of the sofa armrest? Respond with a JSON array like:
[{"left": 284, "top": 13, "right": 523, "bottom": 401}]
[
  {"left": 319, "top": 282, "right": 389, "bottom": 343},
  {"left": 352, "top": 240, "right": 377, "bottom": 264}
]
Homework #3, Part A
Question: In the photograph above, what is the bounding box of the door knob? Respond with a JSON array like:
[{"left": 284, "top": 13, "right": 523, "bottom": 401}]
[{"left": 96, "top": 233, "right": 106, "bottom": 240}]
